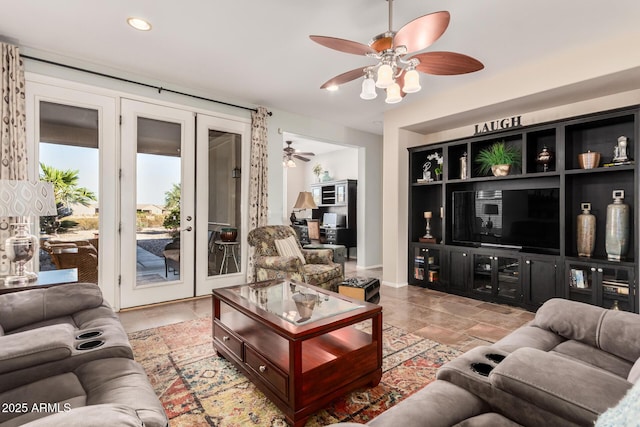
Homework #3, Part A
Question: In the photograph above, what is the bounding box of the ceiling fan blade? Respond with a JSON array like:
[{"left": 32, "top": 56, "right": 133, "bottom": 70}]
[
  {"left": 413, "top": 51, "right": 484, "bottom": 75},
  {"left": 393, "top": 11, "right": 450, "bottom": 53},
  {"left": 320, "top": 67, "right": 366, "bottom": 89},
  {"left": 294, "top": 152, "right": 315, "bottom": 156},
  {"left": 310, "top": 35, "right": 377, "bottom": 56},
  {"left": 293, "top": 155, "right": 311, "bottom": 162}
]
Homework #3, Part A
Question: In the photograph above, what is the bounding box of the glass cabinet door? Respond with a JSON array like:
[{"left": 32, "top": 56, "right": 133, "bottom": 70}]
[
  {"left": 601, "top": 266, "right": 633, "bottom": 312},
  {"left": 496, "top": 256, "right": 520, "bottom": 299},
  {"left": 473, "top": 254, "right": 493, "bottom": 294}
]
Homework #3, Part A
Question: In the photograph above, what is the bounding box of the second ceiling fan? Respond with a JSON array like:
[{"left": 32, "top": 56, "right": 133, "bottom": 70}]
[
  {"left": 283, "top": 141, "right": 315, "bottom": 167},
  {"left": 310, "top": 0, "right": 484, "bottom": 103}
]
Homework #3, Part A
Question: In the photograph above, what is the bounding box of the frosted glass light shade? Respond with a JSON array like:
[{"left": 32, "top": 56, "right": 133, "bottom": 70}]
[
  {"left": 403, "top": 69, "right": 421, "bottom": 93},
  {"left": 360, "top": 78, "right": 377, "bottom": 100},
  {"left": 385, "top": 83, "right": 402, "bottom": 104},
  {"left": 375, "top": 64, "right": 394, "bottom": 88}
]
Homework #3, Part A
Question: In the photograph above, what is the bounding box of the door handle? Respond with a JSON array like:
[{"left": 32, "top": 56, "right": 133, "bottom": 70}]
[{"left": 184, "top": 226, "right": 193, "bottom": 232}]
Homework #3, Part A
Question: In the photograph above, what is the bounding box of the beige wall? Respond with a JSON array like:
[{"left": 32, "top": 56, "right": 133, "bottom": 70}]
[{"left": 381, "top": 30, "right": 640, "bottom": 287}]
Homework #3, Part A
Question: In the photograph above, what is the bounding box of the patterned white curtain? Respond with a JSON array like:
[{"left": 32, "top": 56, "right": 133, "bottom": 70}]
[
  {"left": 246, "top": 106, "right": 269, "bottom": 282},
  {"left": 0, "top": 43, "right": 28, "bottom": 281}
]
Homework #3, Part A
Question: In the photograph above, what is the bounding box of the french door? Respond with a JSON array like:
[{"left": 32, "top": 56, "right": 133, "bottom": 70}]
[{"left": 120, "top": 99, "right": 196, "bottom": 308}]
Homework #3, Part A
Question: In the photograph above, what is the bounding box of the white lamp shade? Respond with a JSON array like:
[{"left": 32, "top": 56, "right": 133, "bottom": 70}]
[
  {"left": 403, "top": 69, "right": 421, "bottom": 93},
  {"left": 385, "top": 83, "right": 402, "bottom": 104},
  {"left": 360, "top": 77, "right": 377, "bottom": 100},
  {"left": 0, "top": 180, "right": 57, "bottom": 217},
  {"left": 286, "top": 159, "right": 296, "bottom": 168},
  {"left": 375, "top": 64, "right": 394, "bottom": 88}
]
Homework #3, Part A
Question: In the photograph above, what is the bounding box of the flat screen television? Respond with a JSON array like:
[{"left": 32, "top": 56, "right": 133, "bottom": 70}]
[{"left": 452, "top": 188, "right": 560, "bottom": 254}]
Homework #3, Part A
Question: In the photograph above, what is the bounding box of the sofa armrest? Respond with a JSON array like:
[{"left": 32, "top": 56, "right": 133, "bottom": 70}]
[
  {"left": 0, "top": 324, "right": 74, "bottom": 374},
  {"left": 302, "top": 249, "right": 333, "bottom": 265},
  {"left": 490, "top": 347, "right": 632, "bottom": 425},
  {"left": 255, "top": 256, "right": 302, "bottom": 271}
]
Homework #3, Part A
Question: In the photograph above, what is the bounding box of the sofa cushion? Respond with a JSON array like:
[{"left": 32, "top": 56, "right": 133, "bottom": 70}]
[
  {"left": 598, "top": 309, "right": 640, "bottom": 363},
  {"left": 21, "top": 404, "right": 144, "bottom": 427},
  {"left": 369, "top": 380, "right": 490, "bottom": 427},
  {"left": 275, "top": 235, "right": 306, "bottom": 264},
  {"left": 533, "top": 298, "right": 606, "bottom": 347},
  {"left": 0, "top": 284, "right": 103, "bottom": 333},
  {"left": 490, "top": 347, "right": 632, "bottom": 426},
  {"left": 0, "top": 372, "right": 87, "bottom": 426},
  {"left": 552, "top": 340, "right": 633, "bottom": 378},
  {"left": 455, "top": 413, "right": 522, "bottom": 426}
]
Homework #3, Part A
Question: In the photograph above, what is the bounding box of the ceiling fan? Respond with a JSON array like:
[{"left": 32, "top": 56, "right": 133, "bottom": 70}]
[
  {"left": 283, "top": 141, "right": 315, "bottom": 168},
  {"left": 309, "top": 0, "right": 484, "bottom": 103}
]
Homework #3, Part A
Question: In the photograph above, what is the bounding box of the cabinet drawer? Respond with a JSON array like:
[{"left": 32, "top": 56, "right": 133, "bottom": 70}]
[
  {"left": 245, "top": 345, "right": 288, "bottom": 398},
  {"left": 213, "top": 321, "right": 243, "bottom": 360}
]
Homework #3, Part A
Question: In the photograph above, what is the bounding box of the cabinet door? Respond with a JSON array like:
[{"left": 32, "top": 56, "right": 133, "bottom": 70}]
[
  {"left": 311, "top": 187, "right": 321, "bottom": 205},
  {"left": 496, "top": 256, "right": 520, "bottom": 301},
  {"left": 522, "top": 256, "right": 559, "bottom": 309},
  {"left": 566, "top": 261, "right": 597, "bottom": 306},
  {"left": 447, "top": 249, "right": 470, "bottom": 292},
  {"left": 599, "top": 265, "right": 634, "bottom": 312},
  {"left": 472, "top": 254, "right": 493, "bottom": 296}
]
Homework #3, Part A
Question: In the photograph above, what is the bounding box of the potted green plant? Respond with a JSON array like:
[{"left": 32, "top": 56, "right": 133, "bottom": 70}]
[{"left": 475, "top": 141, "right": 521, "bottom": 176}]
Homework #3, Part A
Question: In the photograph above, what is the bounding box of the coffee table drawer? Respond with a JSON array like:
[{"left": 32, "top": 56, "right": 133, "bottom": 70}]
[
  {"left": 245, "top": 345, "right": 288, "bottom": 398},
  {"left": 213, "top": 321, "right": 243, "bottom": 360}
]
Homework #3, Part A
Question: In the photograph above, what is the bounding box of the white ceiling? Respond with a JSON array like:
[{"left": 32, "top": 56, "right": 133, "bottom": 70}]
[{"left": 3, "top": 0, "right": 640, "bottom": 135}]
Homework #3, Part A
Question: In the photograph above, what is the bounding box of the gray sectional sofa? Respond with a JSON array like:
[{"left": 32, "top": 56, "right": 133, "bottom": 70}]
[
  {"left": 0, "top": 283, "right": 167, "bottom": 427},
  {"left": 332, "top": 298, "right": 640, "bottom": 427}
]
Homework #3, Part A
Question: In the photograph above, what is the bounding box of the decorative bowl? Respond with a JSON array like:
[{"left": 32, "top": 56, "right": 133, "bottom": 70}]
[
  {"left": 220, "top": 227, "right": 237, "bottom": 242},
  {"left": 578, "top": 151, "right": 600, "bottom": 169}
]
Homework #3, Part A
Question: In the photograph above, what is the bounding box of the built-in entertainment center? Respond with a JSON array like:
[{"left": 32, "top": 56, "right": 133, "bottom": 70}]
[{"left": 408, "top": 106, "right": 638, "bottom": 313}]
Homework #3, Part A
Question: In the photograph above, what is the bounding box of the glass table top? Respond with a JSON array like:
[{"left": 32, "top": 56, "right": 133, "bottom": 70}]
[{"left": 230, "top": 281, "right": 364, "bottom": 325}]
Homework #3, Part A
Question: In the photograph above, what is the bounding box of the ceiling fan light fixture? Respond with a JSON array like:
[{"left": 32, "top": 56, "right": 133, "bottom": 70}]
[
  {"left": 375, "top": 63, "right": 394, "bottom": 88},
  {"left": 286, "top": 158, "right": 297, "bottom": 168},
  {"left": 402, "top": 69, "right": 421, "bottom": 93},
  {"left": 385, "top": 83, "right": 402, "bottom": 104},
  {"left": 360, "top": 77, "right": 377, "bottom": 100}
]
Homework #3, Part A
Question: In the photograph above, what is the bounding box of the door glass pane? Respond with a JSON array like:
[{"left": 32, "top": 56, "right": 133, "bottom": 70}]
[
  {"left": 473, "top": 254, "right": 492, "bottom": 293},
  {"left": 497, "top": 256, "right": 519, "bottom": 299},
  {"left": 207, "top": 130, "right": 241, "bottom": 276},
  {"left": 136, "top": 117, "right": 181, "bottom": 284},
  {"left": 38, "top": 101, "right": 100, "bottom": 284}
]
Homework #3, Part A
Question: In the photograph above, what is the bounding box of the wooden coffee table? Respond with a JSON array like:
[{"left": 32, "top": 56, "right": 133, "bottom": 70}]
[{"left": 212, "top": 279, "right": 382, "bottom": 426}]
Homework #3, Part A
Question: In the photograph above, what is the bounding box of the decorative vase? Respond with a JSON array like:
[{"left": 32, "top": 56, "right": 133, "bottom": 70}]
[
  {"left": 491, "top": 164, "right": 511, "bottom": 176},
  {"left": 578, "top": 151, "right": 600, "bottom": 169},
  {"left": 321, "top": 171, "right": 331, "bottom": 182},
  {"left": 605, "top": 190, "right": 629, "bottom": 261},
  {"left": 576, "top": 203, "right": 595, "bottom": 257},
  {"left": 536, "top": 146, "right": 554, "bottom": 172}
]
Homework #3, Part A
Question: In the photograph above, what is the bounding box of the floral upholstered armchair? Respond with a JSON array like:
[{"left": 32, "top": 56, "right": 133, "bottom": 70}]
[{"left": 247, "top": 225, "right": 343, "bottom": 291}]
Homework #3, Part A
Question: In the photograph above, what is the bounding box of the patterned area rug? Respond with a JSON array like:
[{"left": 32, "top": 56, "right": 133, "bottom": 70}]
[{"left": 128, "top": 317, "right": 460, "bottom": 426}]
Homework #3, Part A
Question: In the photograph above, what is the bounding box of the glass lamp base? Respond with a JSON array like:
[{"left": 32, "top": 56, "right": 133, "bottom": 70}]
[{"left": 5, "top": 272, "right": 38, "bottom": 286}]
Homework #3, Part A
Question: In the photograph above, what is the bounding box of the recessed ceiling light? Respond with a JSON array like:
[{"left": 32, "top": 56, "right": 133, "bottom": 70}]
[{"left": 127, "top": 17, "right": 152, "bottom": 31}]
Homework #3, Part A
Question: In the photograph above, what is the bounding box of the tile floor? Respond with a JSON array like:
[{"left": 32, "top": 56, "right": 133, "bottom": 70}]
[{"left": 118, "top": 260, "right": 535, "bottom": 351}]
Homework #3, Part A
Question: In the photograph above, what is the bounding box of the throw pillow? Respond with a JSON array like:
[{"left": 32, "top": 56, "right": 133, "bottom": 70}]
[{"left": 275, "top": 235, "right": 306, "bottom": 264}]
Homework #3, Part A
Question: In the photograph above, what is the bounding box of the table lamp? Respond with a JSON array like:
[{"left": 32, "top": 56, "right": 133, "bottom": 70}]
[
  {"left": 290, "top": 191, "right": 318, "bottom": 224},
  {"left": 483, "top": 204, "right": 499, "bottom": 231},
  {"left": 0, "top": 180, "right": 57, "bottom": 285}
]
